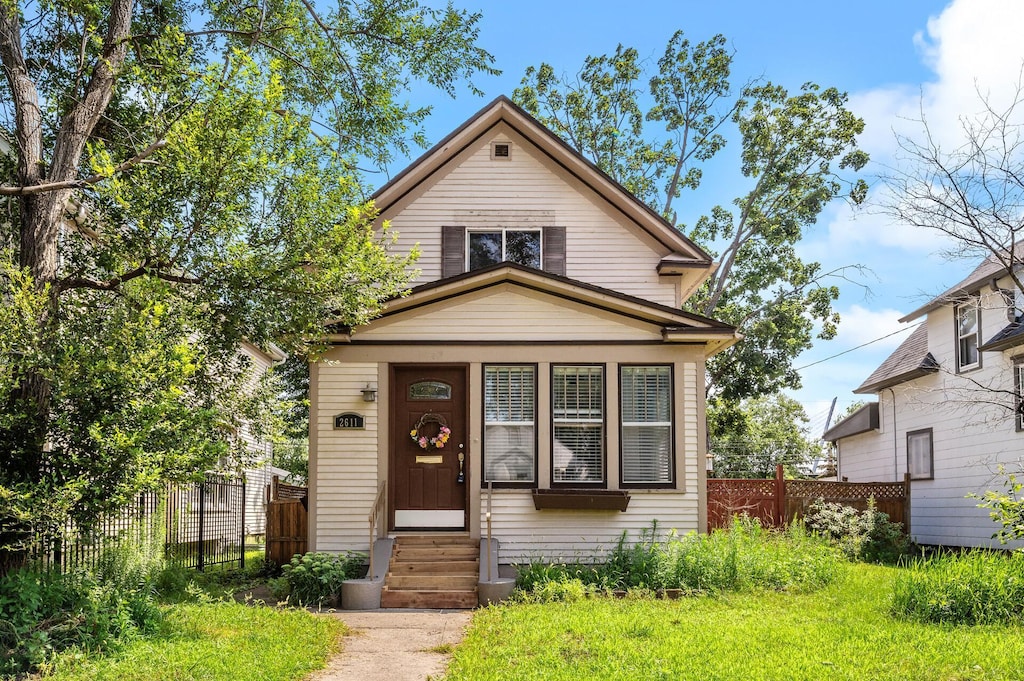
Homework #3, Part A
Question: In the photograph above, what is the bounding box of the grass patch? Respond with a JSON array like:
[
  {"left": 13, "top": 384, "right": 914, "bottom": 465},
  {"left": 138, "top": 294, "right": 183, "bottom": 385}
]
[
  {"left": 891, "top": 550, "right": 1024, "bottom": 624},
  {"left": 444, "top": 564, "right": 1024, "bottom": 681},
  {"left": 39, "top": 601, "right": 344, "bottom": 680}
]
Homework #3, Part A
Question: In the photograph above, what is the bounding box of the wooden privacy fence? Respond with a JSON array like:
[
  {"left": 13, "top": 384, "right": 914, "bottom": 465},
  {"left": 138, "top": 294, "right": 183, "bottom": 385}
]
[
  {"left": 707, "top": 465, "right": 910, "bottom": 533},
  {"left": 265, "top": 476, "right": 308, "bottom": 566}
]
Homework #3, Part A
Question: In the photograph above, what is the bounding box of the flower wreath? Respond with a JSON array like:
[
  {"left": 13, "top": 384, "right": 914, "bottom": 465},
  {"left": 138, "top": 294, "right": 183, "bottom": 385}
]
[{"left": 409, "top": 413, "right": 452, "bottom": 450}]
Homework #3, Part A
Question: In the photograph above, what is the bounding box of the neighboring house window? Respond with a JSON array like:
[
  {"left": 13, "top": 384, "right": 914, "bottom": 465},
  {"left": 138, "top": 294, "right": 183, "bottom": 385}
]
[
  {"left": 907, "top": 428, "right": 934, "bottom": 480},
  {"left": 620, "top": 366, "right": 674, "bottom": 487},
  {"left": 483, "top": 365, "right": 536, "bottom": 485},
  {"left": 1016, "top": 360, "right": 1024, "bottom": 432},
  {"left": 955, "top": 297, "right": 981, "bottom": 371},
  {"left": 552, "top": 365, "right": 605, "bottom": 485},
  {"left": 468, "top": 228, "right": 541, "bottom": 270}
]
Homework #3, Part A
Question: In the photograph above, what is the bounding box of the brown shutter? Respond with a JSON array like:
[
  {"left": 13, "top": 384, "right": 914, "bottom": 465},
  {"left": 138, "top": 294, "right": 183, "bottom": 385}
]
[
  {"left": 442, "top": 226, "right": 465, "bottom": 278},
  {"left": 543, "top": 226, "right": 566, "bottom": 276}
]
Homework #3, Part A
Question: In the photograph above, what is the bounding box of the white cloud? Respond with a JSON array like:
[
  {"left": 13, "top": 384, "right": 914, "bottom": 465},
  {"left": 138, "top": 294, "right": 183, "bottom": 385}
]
[{"left": 834, "top": 304, "right": 909, "bottom": 349}]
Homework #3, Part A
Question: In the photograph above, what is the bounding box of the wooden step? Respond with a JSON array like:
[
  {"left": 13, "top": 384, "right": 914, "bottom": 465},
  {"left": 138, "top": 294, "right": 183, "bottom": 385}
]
[
  {"left": 393, "top": 535, "right": 477, "bottom": 547},
  {"left": 386, "top": 573, "right": 479, "bottom": 589},
  {"left": 380, "top": 587, "right": 479, "bottom": 609},
  {"left": 387, "top": 560, "right": 479, "bottom": 575},
  {"left": 392, "top": 546, "right": 479, "bottom": 561}
]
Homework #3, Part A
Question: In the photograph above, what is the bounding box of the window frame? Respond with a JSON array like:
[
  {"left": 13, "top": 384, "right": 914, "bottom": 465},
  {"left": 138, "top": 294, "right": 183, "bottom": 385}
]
[
  {"left": 1015, "top": 359, "right": 1024, "bottom": 432},
  {"left": 550, "top": 364, "right": 607, "bottom": 488},
  {"left": 954, "top": 296, "right": 982, "bottom": 373},
  {"left": 465, "top": 227, "right": 543, "bottom": 271},
  {"left": 906, "top": 428, "right": 934, "bottom": 481},
  {"left": 619, "top": 364, "right": 675, "bottom": 489},
  {"left": 481, "top": 363, "right": 538, "bottom": 488}
]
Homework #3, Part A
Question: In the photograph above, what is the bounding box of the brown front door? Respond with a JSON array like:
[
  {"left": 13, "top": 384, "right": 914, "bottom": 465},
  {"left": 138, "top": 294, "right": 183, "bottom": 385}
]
[{"left": 390, "top": 365, "right": 468, "bottom": 530}]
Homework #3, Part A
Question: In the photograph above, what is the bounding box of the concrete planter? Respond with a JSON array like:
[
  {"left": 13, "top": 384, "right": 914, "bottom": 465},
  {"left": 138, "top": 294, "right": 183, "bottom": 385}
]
[
  {"left": 478, "top": 578, "right": 515, "bottom": 606},
  {"left": 342, "top": 578, "right": 383, "bottom": 610}
]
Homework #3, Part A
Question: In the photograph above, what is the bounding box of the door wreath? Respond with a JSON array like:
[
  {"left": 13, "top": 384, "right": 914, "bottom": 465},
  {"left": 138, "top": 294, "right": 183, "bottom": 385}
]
[{"left": 410, "top": 413, "right": 452, "bottom": 450}]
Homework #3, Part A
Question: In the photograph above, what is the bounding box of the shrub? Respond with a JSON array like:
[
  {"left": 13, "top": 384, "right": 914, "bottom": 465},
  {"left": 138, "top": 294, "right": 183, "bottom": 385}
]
[
  {"left": 280, "top": 551, "right": 365, "bottom": 607},
  {"left": 513, "top": 517, "right": 843, "bottom": 598},
  {"left": 891, "top": 550, "right": 1024, "bottom": 625},
  {"left": 804, "top": 498, "right": 910, "bottom": 563},
  {"left": 0, "top": 543, "right": 165, "bottom": 676}
]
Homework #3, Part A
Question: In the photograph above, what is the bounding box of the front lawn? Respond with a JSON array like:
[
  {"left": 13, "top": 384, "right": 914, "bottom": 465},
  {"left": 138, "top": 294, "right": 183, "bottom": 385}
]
[
  {"left": 38, "top": 601, "right": 344, "bottom": 680},
  {"left": 443, "top": 564, "right": 1024, "bottom": 681}
]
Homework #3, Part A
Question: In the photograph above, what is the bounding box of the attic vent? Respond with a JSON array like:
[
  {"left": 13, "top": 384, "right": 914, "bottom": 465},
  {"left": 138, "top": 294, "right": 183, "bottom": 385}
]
[{"left": 491, "top": 142, "right": 510, "bottom": 160}]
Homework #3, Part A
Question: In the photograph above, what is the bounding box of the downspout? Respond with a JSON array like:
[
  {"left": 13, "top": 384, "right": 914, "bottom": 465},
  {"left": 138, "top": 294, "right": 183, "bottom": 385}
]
[{"left": 889, "top": 387, "right": 898, "bottom": 480}]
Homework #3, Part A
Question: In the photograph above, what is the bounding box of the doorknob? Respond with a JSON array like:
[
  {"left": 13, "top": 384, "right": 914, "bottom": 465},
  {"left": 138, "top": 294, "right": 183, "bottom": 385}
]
[{"left": 457, "top": 451, "right": 465, "bottom": 484}]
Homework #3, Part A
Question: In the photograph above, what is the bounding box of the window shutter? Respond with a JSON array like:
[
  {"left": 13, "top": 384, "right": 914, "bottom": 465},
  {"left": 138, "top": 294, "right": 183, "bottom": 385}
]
[
  {"left": 543, "top": 226, "right": 566, "bottom": 276},
  {"left": 442, "top": 226, "right": 465, "bottom": 278}
]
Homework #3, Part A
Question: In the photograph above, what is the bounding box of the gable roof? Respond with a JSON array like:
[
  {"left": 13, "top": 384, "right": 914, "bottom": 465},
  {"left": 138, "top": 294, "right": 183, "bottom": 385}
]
[
  {"left": 900, "top": 248, "right": 1023, "bottom": 323},
  {"left": 371, "top": 96, "right": 712, "bottom": 266},
  {"left": 854, "top": 324, "right": 939, "bottom": 394},
  {"left": 331, "top": 262, "right": 740, "bottom": 355}
]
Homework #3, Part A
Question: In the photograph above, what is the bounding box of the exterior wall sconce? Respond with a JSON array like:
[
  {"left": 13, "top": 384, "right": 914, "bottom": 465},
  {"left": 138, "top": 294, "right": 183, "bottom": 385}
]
[{"left": 361, "top": 383, "right": 378, "bottom": 402}]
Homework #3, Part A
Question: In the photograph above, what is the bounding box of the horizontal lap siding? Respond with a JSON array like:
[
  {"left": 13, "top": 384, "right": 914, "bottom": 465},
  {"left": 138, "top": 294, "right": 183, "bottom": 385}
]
[
  {"left": 356, "top": 286, "right": 663, "bottom": 342},
  {"left": 481, "top": 491, "right": 699, "bottom": 563},
  {"left": 314, "top": 363, "right": 380, "bottom": 553},
  {"left": 384, "top": 125, "right": 676, "bottom": 306}
]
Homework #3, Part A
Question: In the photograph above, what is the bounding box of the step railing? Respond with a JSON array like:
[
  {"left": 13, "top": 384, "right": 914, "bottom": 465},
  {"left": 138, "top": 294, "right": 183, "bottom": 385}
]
[{"left": 368, "top": 479, "right": 386, "bottom": 580}]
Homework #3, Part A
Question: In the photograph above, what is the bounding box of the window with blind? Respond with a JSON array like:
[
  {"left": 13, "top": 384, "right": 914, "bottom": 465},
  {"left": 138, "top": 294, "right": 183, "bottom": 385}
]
[
  {"left": 620, "top": 366, "right": 673, "bottom": 486},
  {"left": 552, "top": 365, "right": 605, "bottom": 485},
  {"left": 483, "top": 365, "right": 536, "bottom": 485},
  {"left": 907, "top": 428, "right": 933, "bottom": 480}
]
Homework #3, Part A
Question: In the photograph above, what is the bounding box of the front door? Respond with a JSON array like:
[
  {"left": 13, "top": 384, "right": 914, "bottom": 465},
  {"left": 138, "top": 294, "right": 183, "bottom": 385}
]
[{"left": 390, "top": 365, "right": 468, "bottom": 530}]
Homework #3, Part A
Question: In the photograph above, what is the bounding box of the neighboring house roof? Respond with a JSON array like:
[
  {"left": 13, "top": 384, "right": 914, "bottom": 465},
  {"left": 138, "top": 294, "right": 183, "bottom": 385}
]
[
  {"left": 370, "top": 96, "right": 715, "bottom": 291},
  {"left": 822, "top": 402, "right": 879, "bottom": 442},
  {"left": 854, "top": 324, "right": 939, "bottom": 394},
  {"left": 900, "top": 249, "right": 1023, "bottom": 323},
  {"left": 331, "top": 262, "right": 741, "bottom": 355}
]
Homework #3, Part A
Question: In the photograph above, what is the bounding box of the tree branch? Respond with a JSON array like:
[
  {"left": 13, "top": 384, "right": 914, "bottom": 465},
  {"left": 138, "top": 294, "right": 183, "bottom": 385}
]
[{"left": 0, "top": 139, "right": 167, "bottom": 196}]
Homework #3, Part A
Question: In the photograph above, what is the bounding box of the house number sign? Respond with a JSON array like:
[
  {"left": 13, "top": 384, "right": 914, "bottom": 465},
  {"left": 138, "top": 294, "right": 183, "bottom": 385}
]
[{"left": 334, "top": 412, "right": 365, "bottom": 430}]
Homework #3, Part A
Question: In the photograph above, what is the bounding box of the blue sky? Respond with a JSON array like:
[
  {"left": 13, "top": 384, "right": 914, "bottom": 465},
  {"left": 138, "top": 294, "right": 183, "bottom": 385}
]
[{"left": 383, "top": 0, "right": 1024, "bottom": 434}]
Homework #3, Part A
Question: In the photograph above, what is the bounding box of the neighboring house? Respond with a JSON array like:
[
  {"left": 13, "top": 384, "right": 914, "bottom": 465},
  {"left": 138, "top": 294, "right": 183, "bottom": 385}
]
[
  {"left": 824, "top": 252, "right": 1024, "bottom": 548},
  {"left": 308, "top": 97, "right": 740, "bottom": 566}
]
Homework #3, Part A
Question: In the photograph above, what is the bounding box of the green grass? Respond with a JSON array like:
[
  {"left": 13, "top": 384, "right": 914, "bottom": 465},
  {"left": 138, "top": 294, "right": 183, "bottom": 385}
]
[
  {"left": 39, "top": 601, "right": 344, "bottom": 680},
  {"left": 443, "top": 564, "right": 1024, "bottom": 681}
]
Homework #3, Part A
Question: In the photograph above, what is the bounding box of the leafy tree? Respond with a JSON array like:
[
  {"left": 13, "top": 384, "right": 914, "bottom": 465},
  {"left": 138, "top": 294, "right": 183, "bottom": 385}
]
[
  {"left": 707, "top": 394, "right": 818, "bottom": 478},
  {"left": 513, "top": 32, "right": 868, "bottom": 402},
  {"left": 0, "top": 0, "right": 496, "bottom": 563}
]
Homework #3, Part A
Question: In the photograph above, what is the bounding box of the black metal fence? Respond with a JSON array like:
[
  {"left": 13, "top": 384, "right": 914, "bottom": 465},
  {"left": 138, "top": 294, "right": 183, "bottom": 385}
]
[{"left": 40, "top": 477, "right": 245, "bottom": 574}]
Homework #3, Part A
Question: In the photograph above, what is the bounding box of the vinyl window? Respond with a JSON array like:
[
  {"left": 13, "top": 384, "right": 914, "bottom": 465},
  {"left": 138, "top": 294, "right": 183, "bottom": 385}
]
[
  {"left": 620, "top": 366, "right": 674, "bottom": 486},
  {"left": 483, "top": 366, "right": 536, "bottom": 485},
  {"left": 955, "top": 298, "right": 981, "bottom": 372},
  {"left": 552, "top": 365, "right": 604, "bottom": 485},
  {"left": 907, "top": 428, "right": 934, "bottom": 480},
  {"left": 467, "top": 228, "right": 541, "bottom": 270}
]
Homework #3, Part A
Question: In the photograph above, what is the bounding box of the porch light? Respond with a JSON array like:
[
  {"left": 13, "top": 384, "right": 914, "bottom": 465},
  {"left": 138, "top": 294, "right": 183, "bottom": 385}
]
[{"left": 361, "top": 383, "right": 378, "bottom": 402}]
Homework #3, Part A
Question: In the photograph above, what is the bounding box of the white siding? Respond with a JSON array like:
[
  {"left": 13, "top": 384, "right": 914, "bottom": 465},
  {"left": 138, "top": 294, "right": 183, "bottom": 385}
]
[
  {"left": 836, "top": 277, "right": 1024, "bottom": 548},
  {"left": 479, "top": 491, "right": 699, "bottom": 563},
  {"left": 383, "top": 124, "right": 678, "bottom": 306},
  {"left": 312, "top": 362, "right": 381, "bottom": 553},
  {"left": 355, "top": 285, "right": 663, "bottom": 342}
]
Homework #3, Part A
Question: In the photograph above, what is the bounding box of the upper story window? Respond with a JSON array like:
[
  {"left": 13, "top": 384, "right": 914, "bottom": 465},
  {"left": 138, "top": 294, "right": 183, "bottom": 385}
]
[
  {"left": 1015, "top": 361, "right": 1024, "bottom": 432},
  {"left": 955, "top": 297, "right": 981, "bottom": 372},
  {"left": 468, "top": 229, "right": 541, "bottom": 270}
]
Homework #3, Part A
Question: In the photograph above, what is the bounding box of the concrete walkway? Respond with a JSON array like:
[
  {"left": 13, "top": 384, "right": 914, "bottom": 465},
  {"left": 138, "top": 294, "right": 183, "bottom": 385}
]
[{"left": 310, "top": 610, "right": 473, "bottom": 681}]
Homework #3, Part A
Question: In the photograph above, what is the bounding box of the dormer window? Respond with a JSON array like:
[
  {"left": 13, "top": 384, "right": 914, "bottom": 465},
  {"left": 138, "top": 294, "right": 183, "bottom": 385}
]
[
  {"left": 955, "top": 296, "right": 981, "bottom": 372},
  {"left": 468, "top": 228, "right": 541, "bottom": 270}
]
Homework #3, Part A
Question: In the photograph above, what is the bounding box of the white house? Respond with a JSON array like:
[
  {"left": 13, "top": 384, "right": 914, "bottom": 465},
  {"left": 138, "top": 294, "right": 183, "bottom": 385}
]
[
  {"left": 824, "top": 252, "right": 1024, "bottom": 548},
  {"left": 307, "top": 97, "right": 741, "bottom": 606}
]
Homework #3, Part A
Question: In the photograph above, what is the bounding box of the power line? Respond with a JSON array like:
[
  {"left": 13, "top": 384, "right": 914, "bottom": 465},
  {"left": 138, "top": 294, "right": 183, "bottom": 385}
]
[{"left": 794, "top": 325, "right": 914, "bottom": 372}]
